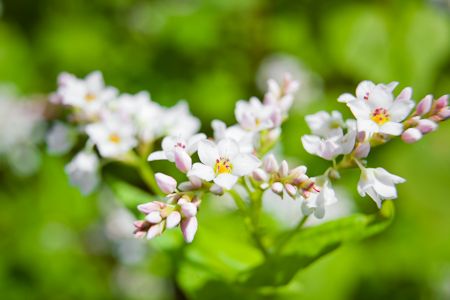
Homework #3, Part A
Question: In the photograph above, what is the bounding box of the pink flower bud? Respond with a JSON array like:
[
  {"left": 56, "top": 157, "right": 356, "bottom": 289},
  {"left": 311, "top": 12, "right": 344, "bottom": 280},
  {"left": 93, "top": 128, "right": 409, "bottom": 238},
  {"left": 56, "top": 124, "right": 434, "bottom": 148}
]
[
  {"left": 401, "top": 128, "right": 422, "bottom": 143},
  {"left": 174, "top": 148, "right": 192, "bottom": 173},
  {"left": 416, "top": 95, "right": 432, "bottom": 116},
  {"left": 279, "top": 160, "right": 289, "bottom": 178},
  {"left": 271, "top": 182, "right": 284, "bottom": 195},
  {"left": 155, "top": 173, "right": 177, "bottom": 194},
  {"left": 263, "top": 154, "right": 278, "bottom": 173},
  {"left": 354, "top": 142, "right": 371, "bottom": 158},
  {"left": 181, "top": 202, "right": 197, "bottom": 218},
  {"left": 252, "top": 168, "right": 268, "bottom": 182},
  {"left": 417, "top": 119, "right": 438, "bottom": 134},
  {"left": 289, "top": 166, "right": 307, "bottom": 178},
  {"left": 284, "top": 183, "right": 297, "bottom": 198},
  {"left": 357, "top": 131, "right": 366, "bottom": 143},
  {"left": 438, "top": 108, "right": 450, "bottom": 120},
  {"left": 145, "top": 211, "right": 162, "bottom": 223},
  {"left": 270, "top": 109, "right": 283, "bottom": 127},
  {"left": 147, "top": 222, "right": 164, "bottom": 240},
  {"left": 292, "top": 174, "right": 309, "bottom": 185},
  {"left": 137, "top": 202, "right": 161, "bottom": 214},
  {"left": 181, "top": 217, "right": 198, "bottom": 243},
  {"left": 435, "top": 95, "right": 448, "bottom": 111},
  {"left": 166, "top": 211, "right": 181, "bottom": 229}
]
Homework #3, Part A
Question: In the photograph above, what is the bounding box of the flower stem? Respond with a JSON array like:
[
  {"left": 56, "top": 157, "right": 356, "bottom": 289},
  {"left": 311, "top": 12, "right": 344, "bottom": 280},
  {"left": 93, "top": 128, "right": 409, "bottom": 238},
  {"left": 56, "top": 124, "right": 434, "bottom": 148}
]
[{"left": 274, "top": 215, "right": 309, "bottom": 254}]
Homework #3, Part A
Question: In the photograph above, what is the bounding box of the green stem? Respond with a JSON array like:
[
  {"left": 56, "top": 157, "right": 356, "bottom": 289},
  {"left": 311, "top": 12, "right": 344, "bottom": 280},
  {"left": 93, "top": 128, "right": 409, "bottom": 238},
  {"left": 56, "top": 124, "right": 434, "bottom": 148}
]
[
  {"left": 275, "top": 215, "right": 309, "bottom": 254},
  {"left": 137, "top": 160, "right": 163, "bottom": 195}
]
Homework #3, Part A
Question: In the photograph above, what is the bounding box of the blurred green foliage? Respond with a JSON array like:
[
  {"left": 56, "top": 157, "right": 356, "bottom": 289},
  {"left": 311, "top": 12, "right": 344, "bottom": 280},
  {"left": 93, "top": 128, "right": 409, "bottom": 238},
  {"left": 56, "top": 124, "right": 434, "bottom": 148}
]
[{"left": 0, "top": 0, "right": 449, "bottom": 299}]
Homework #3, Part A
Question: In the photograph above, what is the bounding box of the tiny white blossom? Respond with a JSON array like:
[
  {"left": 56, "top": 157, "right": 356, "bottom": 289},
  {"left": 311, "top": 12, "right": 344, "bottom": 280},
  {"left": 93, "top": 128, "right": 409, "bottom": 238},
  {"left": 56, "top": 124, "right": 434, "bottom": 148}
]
[
  {"left": 86, "top": 115, "right": 137, "bottom": 158},
  {"left": 65, "top": 151, "right": 100, "bottom": 195},
  {"left": 211, "top": 120, "right": 256, "bottom": 154},
  {"left": 337, "top": 80, "right": 399, "bottom": 103},
  {"left": 301, "top": 177, "right": 338, "bottom": 219},
  {"left": 188, "top": 139, "right": 260, "bottom": 190},
  {"left": 305, "top": 111, "right": 345, "bottom": 138},
  {"left": 57, "top": 71, "right": 117, "bottom": 118},
  {"left": 148, "top": 133, "right": 206, "bottom": 162},
  {"left": 301, "top": 129, "right": 356, "bottom": 160},
  {"left": 357, "top": 167, "right": 406, "bottom": 208},
  {"left": 345, "top": 84, "right": 414, "bottom": 136},
  {"left": 162, "top": 101, "right": 201, "bottom": 139},
  {"left": 235, "top": 97, "right": 281, "bottom": 132},
  {"left": 46, "top": 122, "right": 76, "bottom": 155}
]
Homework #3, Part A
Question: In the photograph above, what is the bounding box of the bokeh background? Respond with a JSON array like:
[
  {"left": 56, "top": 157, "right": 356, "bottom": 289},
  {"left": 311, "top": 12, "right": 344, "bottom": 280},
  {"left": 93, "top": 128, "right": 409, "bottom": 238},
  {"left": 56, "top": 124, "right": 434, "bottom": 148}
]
[{"left": 0, "top": 0, "right": 449, "bottom": 299}]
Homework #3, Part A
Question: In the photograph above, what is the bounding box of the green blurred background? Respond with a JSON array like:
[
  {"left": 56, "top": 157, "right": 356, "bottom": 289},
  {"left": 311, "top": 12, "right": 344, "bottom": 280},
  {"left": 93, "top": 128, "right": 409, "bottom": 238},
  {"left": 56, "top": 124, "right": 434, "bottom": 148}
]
[{"left": 0, "top": 0, "right": 449, "bottom": 299}]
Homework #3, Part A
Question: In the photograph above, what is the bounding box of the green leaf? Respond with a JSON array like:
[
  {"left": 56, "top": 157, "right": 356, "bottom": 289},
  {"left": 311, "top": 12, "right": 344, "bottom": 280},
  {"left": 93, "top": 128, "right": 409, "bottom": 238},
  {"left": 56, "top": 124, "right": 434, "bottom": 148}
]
[{"left": 237, "top": 201, "right": 395, "bottom": 287}]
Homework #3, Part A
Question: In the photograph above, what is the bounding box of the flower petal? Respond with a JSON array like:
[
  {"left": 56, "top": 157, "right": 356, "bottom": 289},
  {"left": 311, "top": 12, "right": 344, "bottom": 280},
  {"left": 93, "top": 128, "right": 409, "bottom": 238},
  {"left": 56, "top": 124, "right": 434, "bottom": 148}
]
[
  {"left": 347, "top": 100, "right": 371, "bottom": 119},
  {"left": 213, "top": 173, "right": 238, "bottom": 190},
  {"left": 388, "top": 100, "right": 414, "bottom": 122},
  {"left": 380, "top": 122, "right": 403, "bottom": 136},
  {"left": 217, "top": 139, "right": 240, "bottom": 159},
  {"left": 186, "top": 133, "right": 207, "bottom": 154},
  {"left": 356, "top": 80, "right": 375, "bottom": 99},
  {"left": 198, "top": 139, "right": 218, "bottom": 167},
  {"left": 147, "top": 151, "right": 167, "bottom": 161},
  {"left": 231, "top": 154, "right": 261, "bottom": 176},
  {"left": 337, "top": 93, "right": 356, "bottom": 103},
  {"left": 187, "top": 163, "right": 215, "bottom": 181}
]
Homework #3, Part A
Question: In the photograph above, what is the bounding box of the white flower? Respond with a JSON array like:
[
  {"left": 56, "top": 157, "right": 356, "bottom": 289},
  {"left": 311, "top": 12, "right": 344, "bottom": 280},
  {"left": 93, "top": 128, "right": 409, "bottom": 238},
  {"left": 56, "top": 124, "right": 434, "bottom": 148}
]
[
  {"left": 235, "top": 97, "right": 281, "bottom": 131},
  {"left": 301, "top": 177, "right": 338, "bottom": 219},
  {"left": 46, "top": 122, "right": 76, "bottom": 155},
  {"left": 337, "top": 80, "right": 399, "bottom": 103},
  {"left": 86, "top": 115, "right": 137, "bottom": 158},
  {"left": 161, "top": 101, "right": 201, "bottom": 139},
  {"left": 187, "top": 139, "right": 261, "bottom": 190},
  {"left": 346, "top": 84, "right": 414, "bottom": 136},
  {"left": 65, "top": 151, "right": 100, "bottom": 195},
  {"left": 301, "top": 129, "right": 356, "bottom": 160},
  {"left": 148, "top": 133, "right": 206, "bottom": 162},
  {"left": 357, "top": 167, "right": 406, "bottom": 208},
  {"left": 57, "top": 71, "right": 117, "bottom": 118},
  {"left": 305, "top": 110, "right": 345, "bottom": 138},
  {"left": 263, "top": 73, "right": 300, "bottom": 112},
  {"left": 211, "top": 120, "right": 256, "bottom": 154}
]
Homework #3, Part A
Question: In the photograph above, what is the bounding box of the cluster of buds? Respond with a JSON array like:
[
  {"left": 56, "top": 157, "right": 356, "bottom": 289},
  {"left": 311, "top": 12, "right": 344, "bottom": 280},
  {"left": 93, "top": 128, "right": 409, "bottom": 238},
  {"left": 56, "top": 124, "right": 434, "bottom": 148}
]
[
  {"left": 401, "top": 95, "right": 449, "bottom": 143},
  {"left": 252, "top": 154, "right": 318, "bottom": 200},
  {"left": 134, "top": 173, "right": 201, "bottom": 242}
]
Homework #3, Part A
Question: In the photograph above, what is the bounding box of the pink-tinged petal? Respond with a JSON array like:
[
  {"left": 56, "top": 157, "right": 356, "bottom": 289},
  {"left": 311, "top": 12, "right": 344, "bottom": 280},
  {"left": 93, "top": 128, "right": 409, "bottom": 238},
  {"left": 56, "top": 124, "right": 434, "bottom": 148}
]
[
  {"left": 354, "top": 142, "right": 371, "bottom": 158},
  {"left": 375, "top": 168, "right": 406, "bottom": 184},
  {"left": 186, "top": 133, "right": 207, "bottom": 154},
  {"left": 213, "top": 173, "right": 238, "bottom": 190},
  {"left": 232, "top": 154, "right": 261, "bottom": 176},
  {"left": 147, "top": 151, "right": 167, "bottom": 161},
  {"left": 347, "top": 100, "right": 371, "bottom": 119},
  {"left": 181, "top": 202, "right": 197, "bottom": 218},
  {"left": 147, "top": 223, "right": 164, "bottom": 240},
  {"left": 137, "top": 202, "right": 161, "bottom": 214},
  {"left": 301, "top": 135, "right": 321, "bottom": 155},
  {"left": 339, "top": 129, "right": 356, "bottom": 154},
  {"left": 217, "top": 139, "right": 240, "bottom": 159},
  {"left": 389, "top": 99, "right": 414, "bottom": 122},
  {"left": 85, "top": 71, "right": 104, "bottom": 92},
  {"left": 209, "top": 184, "right": 224, "bottom": 195},
  {"left": 271, "top": 182, "right": 283, "bottom": 195},
  {"left": 155, "top": 173, "right": 177, "bottom": 194},
  {"left": 174, "top": 148, "right": 192, "bottom": 173},
  {"left": 383, "top": 81, "right": 399, "bottom": 92},
  {"left": 198, "top": 140, "right": 218, "bottom": 167},
  {"left": 279, "top": 160, "right": 289, "bottom": 177},
  {"left": 188, "top": 163, "right": 215, "bottom": 181},
  {"left": 395, "top": 87, "right": 412, "bottom": 101},
  {"left": 435, "top": 95, "right": 448, "bottom": 110},
  {"left": 284, "top": 183, "right": 297, "bottom": 198},
  {"left": 252, "top": 168, "right": 268, "bottom": 182},
  {"left": 263, "top": 154, "right": 278, "bottom": 173},
  {"left": 401, "top": 128, "right": 422, "bottom": 143},
  {"left": 367, "top": 85, "right": 394, "bottom": 109},
  {"left": 166, "top": 211, "right": 181, "bottom": 229},
  {"left": 380, "top": 122, "right": 403, "bottom": 136},
  {"left": 416, "top": 95, "right": 433, "bottom": 116},
  {"left": 356, "top": 81, "right": 376, "bottom": 99},
  {"left": 337, "top": 93, "right": 356, "bottom": 103},
  {"left": 181, "top": 217, "right": 198, "bottom": 243}
]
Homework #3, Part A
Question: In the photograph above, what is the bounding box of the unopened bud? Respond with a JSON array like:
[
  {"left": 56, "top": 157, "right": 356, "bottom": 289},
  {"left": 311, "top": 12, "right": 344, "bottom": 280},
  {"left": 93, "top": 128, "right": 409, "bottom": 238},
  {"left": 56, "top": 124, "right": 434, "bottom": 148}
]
[
  {"left": 181, "top": 202, "right": 197, "bottom": 218},
  {"left": 155, "top": 173, "right": 177, "bottom": 194},
  {"left": 137, "top": 202, "right": 161, "bottom": 214},
  {"left": 438, "top": 107, "right": 450, "bottom": 120},
  {"left": 417, "top": 119, "right": 438, "bottom": 134},
  {"left": 289, "top": 165, "right": 307, "bottom": 178},
  {"left": 181, "top": 217, "right": 198, "bottom": 243},
  {"left": 174, "top": 148, "right": 192, "bottom": 173},
  {"left": 434, "top": 95, "right": 448, "bottom": 111},
  {"left": 354, "top": 142, "right": 371, "bottom": 158},
  {"left": 145, "top": 211, "right": 162, "bottom": 223},
  {"left": 263, "top": 154, "right": 278, "bottom": 173},
  {"left": 279, "top": 160, "right": 289, "bottom": 177},
  {"left": 416, "top": 95, "right": 432, "bottom": 116},
  {"left": 396, "top": 87, "right": 412, "bottom": 101},
  {"left": 401, "top": 128, "right": 422, "bottom": 143},
  {"left": 209, "top": 184, "right": 224, "bottom": 195},
  {"left": 166, "top": 211, "right": 181, "bottom": 229},
  {"left": 147, "top": 222, "right": 164, "bottom": 240},
  {"left": 271, "top": 182, "right": 284, "bottom": 195},
  {"left": 252, "top": 168, "right": 268, "bottom": 182},
  {"left": 284, "top": 183, "right": 297, "bottom": 198}
]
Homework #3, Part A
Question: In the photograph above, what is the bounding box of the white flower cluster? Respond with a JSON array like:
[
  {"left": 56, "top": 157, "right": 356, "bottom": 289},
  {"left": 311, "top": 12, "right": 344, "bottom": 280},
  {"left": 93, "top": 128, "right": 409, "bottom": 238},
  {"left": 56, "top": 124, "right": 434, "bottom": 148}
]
[{"left": 49, "top": 71, "right": 200, "bottom": 194}]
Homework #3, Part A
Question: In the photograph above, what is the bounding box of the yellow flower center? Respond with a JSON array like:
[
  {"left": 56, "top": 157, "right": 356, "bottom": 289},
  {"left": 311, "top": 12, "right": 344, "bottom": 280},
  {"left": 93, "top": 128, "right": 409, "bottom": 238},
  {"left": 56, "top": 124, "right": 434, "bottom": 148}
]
[
  {"left": 109, "top": 133, "right": 121, "bottom": 143},
  {"left": 85, "top": 93, "right": 96, "bottom": 102},
  {"left": 214, "top": 158, "right": 233, "bottom": 174},
  {"left": 371, "top": 108, "right": 390, "bottom": 125}
]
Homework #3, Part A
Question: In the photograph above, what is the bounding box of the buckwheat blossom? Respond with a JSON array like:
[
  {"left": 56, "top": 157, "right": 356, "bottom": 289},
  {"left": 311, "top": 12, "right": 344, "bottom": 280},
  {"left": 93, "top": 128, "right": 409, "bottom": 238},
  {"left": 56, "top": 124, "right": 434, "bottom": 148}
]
[
  {"left": 337, "top": 80, "right": 399, "bottom": 103},
  {"left": 211, "top": 120, "right": 256, "bottom": 154},
  {"left": 65, "top": 151, "right": 100, "bottom": 195},
  {"left": 86, "top": 114, "right": 137, "bottom": 158},
  {"left": 357, "top": 167, "right": 406, "bottom": 208},
  {"left": 235, "top": 97, "right": 281, "bottom": 132},
  {"left": 57, "top": 71, "right": 117, "bottom": 119},
  {"left": 343, "top": 83, "right": 415, "bottom": 136},
  {"left": 148, "top": 133, "right": 206, "bottom": 164},
  {"left": 264, "top": 73, "right": 300, "bottom": 113},
  {"left": 188, "top": 139, "right": 261, "bottom": 190},
  {"left": 161, "top": 101, "right": 201, "bottom": 139},
  {"left": 305, "top": 111, "right": 345, "bottom": 138},
  {"left": 46, "top": 121, "right": 76, "bottom": 155}
]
